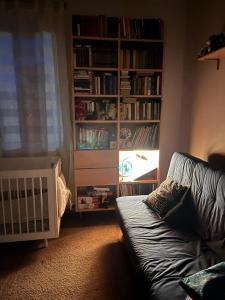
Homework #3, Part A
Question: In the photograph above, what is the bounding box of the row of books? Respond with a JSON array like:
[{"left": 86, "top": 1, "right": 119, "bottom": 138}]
[
  {"left": 72, "top": 15, "right": 163, "bottom": 40},
  {"left": 72, "top": 15, "right": 119, "bottom": 37},
  {"left": 73, "top": 44, "right": 117, "bottom": 68},
  {"left": 74, "top": 70, "right": 91, "bottom": 94},
  {"left": 130, "top": 73, "right": 161, "bottom": 96},
  {"left": 73, "top": 46, "right": 163, "bottom": 70},
  {"left": 74, "top": 71, "right": 118, "bottom": 95},
  {"left": 120, "top": 71, "right": 161, "bottom": 97},
  {"left": 120, "top": 99, "right": 161, "bottom": 120},
  {"left": 119, "top": 183, "right": 157, "bottom": 196},
  {"left": 75, "top": 98, "right": 160, "bottom": 121},
  {"left": 93, "top": 73, "right": 118, "bottom": 95},
  {"left": 119, "top": 124, "right": 159, "bottom": 149},
  {"left": 120, "top": 47, "right": 163, "bottom": 69},
  {"left": 77, "top": 126, "right": 116, "bottom": 150},
  {"left": 121, "top": 17, "right": 162, "bottom": 40},
  {"left": 75, "top": 99, "right": 117, "bottom": 120}
]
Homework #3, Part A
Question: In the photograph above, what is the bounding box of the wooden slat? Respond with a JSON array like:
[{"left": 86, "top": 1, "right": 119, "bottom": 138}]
[
  {"left": 0, "top": 179, "right": 6, "bottom": 235},
  {"left": 16, "top": 179, "right": 22, "bottom": 234}
]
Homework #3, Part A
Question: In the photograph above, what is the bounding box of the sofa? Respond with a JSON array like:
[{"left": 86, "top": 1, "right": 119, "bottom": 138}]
[{"left": 116, "top": 152, "right": 225, "bottom": 300}]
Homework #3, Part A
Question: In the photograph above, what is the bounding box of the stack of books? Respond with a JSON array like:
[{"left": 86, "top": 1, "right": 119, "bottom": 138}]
[
  {"left": 120, "top": 71, "right": 131, "bottom": 96},
  {"left": 74, "top": 70, "right": 91, "bottom": 94}
]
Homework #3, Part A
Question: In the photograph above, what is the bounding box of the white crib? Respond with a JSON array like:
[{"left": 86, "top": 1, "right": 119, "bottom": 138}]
[{"left": 0, "top": 157, "right": 70, "bottom": 245}]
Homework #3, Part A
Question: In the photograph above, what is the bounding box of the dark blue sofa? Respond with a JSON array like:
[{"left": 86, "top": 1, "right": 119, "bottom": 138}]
[{"left": 116, "top": 152, "right": 225, "bottom": 300}]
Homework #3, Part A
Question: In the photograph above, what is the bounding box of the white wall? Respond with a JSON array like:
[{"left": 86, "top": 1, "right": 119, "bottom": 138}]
[
  {"left": 66, "top": 0, "right": 187, "bottom": 180},
  {"left": 182, "top": 0, "right": 225, "bottom": 162}
]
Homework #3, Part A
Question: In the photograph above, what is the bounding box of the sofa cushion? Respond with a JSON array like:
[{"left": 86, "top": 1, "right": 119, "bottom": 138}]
[
  {"left": 116, "top": 195, "right": 221, "bottom": 300},
  {"left": 191, "top": 162, "right": 225, "bottom": 240},
  {"left": 143, "top": 178, "right": 189, "bottom": 219},
  {"left": 167, "top": 152, "right": 204, "bottom": 187}
]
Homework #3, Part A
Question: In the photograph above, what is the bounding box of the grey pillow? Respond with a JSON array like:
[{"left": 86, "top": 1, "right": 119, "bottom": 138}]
[{"left": 143, "top": 177, "right": 189, "bottom": 219}]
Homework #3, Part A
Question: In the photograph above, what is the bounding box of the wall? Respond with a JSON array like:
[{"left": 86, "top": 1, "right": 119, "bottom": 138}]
[
  {"left": 66, "top": 0, "right": 187, "bottom": 180},
  {"left": 182, "top": 0, "right": 225, "bottom": 162}
]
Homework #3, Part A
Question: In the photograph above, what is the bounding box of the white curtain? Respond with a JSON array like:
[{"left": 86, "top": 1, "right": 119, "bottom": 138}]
[{"left": 0, "top": 0, "right": 72, "bottom": 182}]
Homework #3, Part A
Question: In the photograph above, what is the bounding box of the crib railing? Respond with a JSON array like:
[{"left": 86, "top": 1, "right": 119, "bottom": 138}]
[{"left": 0, "top": 176, "right": 49, "bottom": 236}]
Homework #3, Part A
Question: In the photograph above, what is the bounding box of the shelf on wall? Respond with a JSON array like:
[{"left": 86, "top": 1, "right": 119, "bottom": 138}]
[{"left": 198, "top": 46, "right": 225, "bottom": 69}]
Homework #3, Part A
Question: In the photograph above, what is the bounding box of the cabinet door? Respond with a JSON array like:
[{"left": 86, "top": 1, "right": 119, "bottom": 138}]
[
  {"left": 75, "top": 168, "right": 118, "bottom": 186},
  {"left": 74, "top": 150, "right": 118, "bottom": 169}
]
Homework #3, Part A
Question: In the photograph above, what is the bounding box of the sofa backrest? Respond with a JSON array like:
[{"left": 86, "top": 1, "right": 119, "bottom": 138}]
[
  {"left": 167, "top": 152, "right": 225, "bottom": 241},
  {"left": 191, "top": 162, "right": 225, "bottom": 240},
  {"left": 167, "top": 152, "right": 203, "bottom": 186}
]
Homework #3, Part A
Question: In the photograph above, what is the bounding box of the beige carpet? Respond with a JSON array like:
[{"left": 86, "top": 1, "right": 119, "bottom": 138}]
[{"left": 0, "top": 213, "right": 137, "bottom": 300}]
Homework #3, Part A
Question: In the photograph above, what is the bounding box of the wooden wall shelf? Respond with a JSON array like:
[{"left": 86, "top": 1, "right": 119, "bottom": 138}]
[{"left": 198, "top": 46, "right": 225, "bottom": 69}]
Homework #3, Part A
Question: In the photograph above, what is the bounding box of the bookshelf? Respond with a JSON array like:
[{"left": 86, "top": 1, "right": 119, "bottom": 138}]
[{"left": 72, "top": 15, "right": 163, "bottom": 212}]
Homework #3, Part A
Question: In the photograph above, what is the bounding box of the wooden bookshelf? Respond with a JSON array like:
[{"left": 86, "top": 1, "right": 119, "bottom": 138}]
[{"left": 72, "top": 15, "right": 164, "bottom": 212}]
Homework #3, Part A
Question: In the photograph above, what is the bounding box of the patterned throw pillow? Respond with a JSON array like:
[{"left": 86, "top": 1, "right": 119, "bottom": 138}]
[
  {"left": 180, "top": 262, "right": 225, "bottom": 300},
  {"left": 143, "top": 177, "right": 189, "bottom": 219}
]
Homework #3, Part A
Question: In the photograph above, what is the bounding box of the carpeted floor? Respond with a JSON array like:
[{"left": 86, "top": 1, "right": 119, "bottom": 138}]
[{"left": 0, "top": 212, "right": 138, "bottom": 300}]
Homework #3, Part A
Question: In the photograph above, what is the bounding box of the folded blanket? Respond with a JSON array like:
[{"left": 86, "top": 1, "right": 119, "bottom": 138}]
[{"left": 180, "top": 262, "right": 225, "bottom": 300}]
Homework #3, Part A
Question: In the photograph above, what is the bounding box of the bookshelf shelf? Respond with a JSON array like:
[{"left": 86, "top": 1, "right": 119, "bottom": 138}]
[
  {"left": 73, "top": 36, "right": 163, "bottom": 43},
  {"left": 74, "top": 67, "right": 118, "bottom": 71},
  {"left": 72, "top": 15, "right": 164, "bottom": 212},
  {"left": 74, "top": 94, "right": 118, "bottom": 98},
  {"left": 119, "top": 179, "right": 158, "bottom": 184},
  {"left": 76, "top": 206, "right": 116, "bottom": 212},
  {"left": 121, "top": 68, "right": 162, "bottom": 72},
  {"left": 120, "top": 120, "right": 160, "bottom": 123},
  {"left": 121, "top": 38, "right": 163, "bottom": 43},
  {"left": 73, "top": 36, "right": 119, "bottom": 41},
  {"left": 75, "top": 120, "right": 117, "bottom": 124},
  {"left": 121, "top": 95, "right": 161, "bottom": 98}
]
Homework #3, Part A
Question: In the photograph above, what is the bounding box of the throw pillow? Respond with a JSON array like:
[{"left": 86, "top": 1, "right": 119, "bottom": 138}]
[
  {"left": 179, "top": 262, "right": 225, "bottom": 300},
  {"left": 143, "top": 177, "right": 189, "bottom": 219}
]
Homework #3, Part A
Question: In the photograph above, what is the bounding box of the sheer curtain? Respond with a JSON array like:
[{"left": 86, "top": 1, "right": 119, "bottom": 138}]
[{"left": 0, "top": 0, "right": 72, "bottom": 182}]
